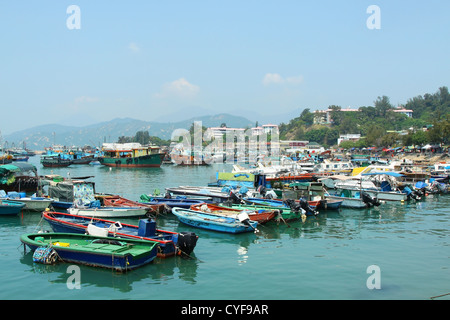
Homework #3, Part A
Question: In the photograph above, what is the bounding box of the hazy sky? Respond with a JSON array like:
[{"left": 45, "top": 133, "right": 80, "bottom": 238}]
[{"left": 0, "top": 1, "right": 449, "bottom": 135}]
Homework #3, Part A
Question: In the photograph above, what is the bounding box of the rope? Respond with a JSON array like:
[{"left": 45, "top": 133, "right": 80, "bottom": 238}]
[{"left": 430, "top": 292, "right": 450, "bottom": 300}]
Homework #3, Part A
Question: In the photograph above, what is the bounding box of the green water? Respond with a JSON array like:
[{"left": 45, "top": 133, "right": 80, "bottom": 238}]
[{"left": 1, "top": 156, "right": 449, "bottom": 301}]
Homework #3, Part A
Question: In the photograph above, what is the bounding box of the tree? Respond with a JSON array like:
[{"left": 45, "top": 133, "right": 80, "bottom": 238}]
[{"left": 374, "top": 95, "right": 394, "bottom": 117}]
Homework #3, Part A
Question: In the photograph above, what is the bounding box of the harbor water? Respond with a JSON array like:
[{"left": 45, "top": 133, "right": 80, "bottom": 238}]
[{"left": 1, "top": 156, "right": 449, "bottom": 301}]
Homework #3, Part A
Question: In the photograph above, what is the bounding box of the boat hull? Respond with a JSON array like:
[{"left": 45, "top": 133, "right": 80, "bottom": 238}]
[
  {"left": 172, "top": 207, "right": 258, "bottom": 234},
  {"left": 99, "top": 153, "right": 165, "bottom": 168},
  {"left": 67, "top": 206, "right": 148, "bottom": 218},
  {"left": 8, "top": 197, "right": 54, "bottom": 211},
  {"left": 0, "top": 200, "right": 26, "bottom": 215},
  {"left": 324, "top": 195, "right": 367, "bottom": 209},
  {"left": 42, "top": 212, "right": 197, "bottom": 258},
  {"left": 190, "top": 203, "right": 276, "bottom": 224}
]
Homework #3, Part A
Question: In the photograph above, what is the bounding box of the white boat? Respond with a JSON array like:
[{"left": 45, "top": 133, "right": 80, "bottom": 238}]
[
  {"left": 7, "top": 196, "right": 54, "bottom": 211},
  {"left": 324, "top": 193, "right": 368, "bottom": 209},
  {"left": 321, "top": 172, "right": 409, "bottom": 202},
  {"left": 67, "top": 206, "right": 148, "bottom": 218}
]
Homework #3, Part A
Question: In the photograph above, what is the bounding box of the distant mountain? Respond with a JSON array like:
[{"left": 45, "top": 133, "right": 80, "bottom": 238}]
[{"left": 3, "top": 113, "right": 255, "bottom": 150}]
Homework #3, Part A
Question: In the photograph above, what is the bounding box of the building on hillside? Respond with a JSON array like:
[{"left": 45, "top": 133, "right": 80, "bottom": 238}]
[
  {"left": 337, "top": 134, "right": 361, "bottom": 146},
  {"left": 262, "top": 124, "right": 279, "bottom": 135},
  {"left": 393, "top": 107, "right": 413, "bottom": 118},
  {"left": 314, "top": 107, "right": 360, "bottom": 124}
]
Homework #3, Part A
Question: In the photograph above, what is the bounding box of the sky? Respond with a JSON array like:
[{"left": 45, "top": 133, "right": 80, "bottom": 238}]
[{"left": 0, "top": 1, "right": 449, "bottom": 135}]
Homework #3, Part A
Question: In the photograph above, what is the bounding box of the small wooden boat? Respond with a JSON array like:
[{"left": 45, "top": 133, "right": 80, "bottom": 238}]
[
  {"left": 7, "top": 196, "right": 54, "bottom": 211},
  {"left": 324, "top": 189, "right": 381, "bottom": 209},
  {"left": 309, "top": 198, "right": 343, "bottom": 210},
  {"left": 165, "top": 186, "right": 235, "bottom": 203},
  {"left": 220, "top": 202, "right": 307, "bottom": 221},
  {"left": 42, "top": 211, "right": 198, "bottom": 257},
  {"left": 20, "top": 232, "right": 159, "bottom": 272},
  {"left": 139, "top": 194, "right": 207, "bottom": 209},
  {"left": 189, "top": 203, "right": 276, "bottom": 224},
  {"left": 98, "top": 194, "right": 169, "bottom": 215},
  {"left": 171, "top": 207, "right": 258, "bottom": 234},
  {"left": 67, "top": 205, "right": 148, "bottom": 218},
  {"left": 0, "top": 199, "right": 25, "bottom": 215},
  {"left": 245, "top": 197, "right": 342, "bottom": 211},
  {"left": 242, "top": 197, "right": 319, "bottom": 217}
]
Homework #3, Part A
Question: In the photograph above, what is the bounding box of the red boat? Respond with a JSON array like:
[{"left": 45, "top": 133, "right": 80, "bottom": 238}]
[{"left": 190, "top": 203, "right": 277, "bottom": 224}]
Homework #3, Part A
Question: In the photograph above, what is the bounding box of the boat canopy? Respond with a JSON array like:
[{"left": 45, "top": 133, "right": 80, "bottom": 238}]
[
  {"left": 361, "top": 172, "right": 404, "bottom": 177},
  {"left": 0, "top": 163, "right": 37, "bottom": 174}
]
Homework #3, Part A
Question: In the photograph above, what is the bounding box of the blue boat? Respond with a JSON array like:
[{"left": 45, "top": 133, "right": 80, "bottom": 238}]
[
  {"left": 42, "top": 211, "right": 198, "bottom": 258},
  {"left": 171, "top": 207, "right": 258, "bottom": 234},
  {"left": 139, "top": 194, "right": 208, "bottom": 209},
  {"left": 20, "top": 232, "right": 159, "bottom": 272},
  {"left": 0, "top": 199, "right": 26, "bottom": 216},
  {"left": 244, "top": 197, "right": 319, "bottom": 216}
]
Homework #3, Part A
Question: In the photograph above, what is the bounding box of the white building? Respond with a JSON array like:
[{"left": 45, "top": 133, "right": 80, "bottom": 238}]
[{"left": 337, "top": 134, "right": 361, "bottom": 146}]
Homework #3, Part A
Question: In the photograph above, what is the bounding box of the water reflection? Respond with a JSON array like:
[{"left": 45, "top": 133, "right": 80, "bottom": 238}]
[{"left": 19, "top": 250, "right": 200, "bottom": 292}]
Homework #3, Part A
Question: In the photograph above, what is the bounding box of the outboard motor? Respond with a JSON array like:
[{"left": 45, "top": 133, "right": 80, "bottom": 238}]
[
  {"left": 228, "top": 191, "right": 244, "bottom": 204},
  {"left": 299, "top": 199, "right": 319, "bottom": 216},
  {"left": 164, "top": 192, "right": 172, "bottom": 199},
  {"left": 361, "top": 191, "right": 381, "bottom": 207},
  {"left": 177, "top": 232, "right": 199, "bottom": 256},
  {"left": 283, "top": 199, "right": 300, "bottom": 212},
  {"left": 257, "top": 185, "right": 267, "bottom": 197},
  {"left": 403, "top": 186, "right": 421, "bottom": 200}
]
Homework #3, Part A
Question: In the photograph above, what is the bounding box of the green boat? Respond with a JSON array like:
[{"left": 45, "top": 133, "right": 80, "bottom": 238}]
[
  {"left": 20, "top": 232, "right": 159, "bottom": 272},
  {"left": 219, "top": 203, "right": 305, "bottom": 222},
  {"left": 98, "top": 143, "right": 165, "bottom": 168}
]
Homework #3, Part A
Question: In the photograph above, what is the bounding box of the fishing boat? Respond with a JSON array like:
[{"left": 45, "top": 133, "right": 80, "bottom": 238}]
[
  {"left": 97, "top": 194, "right": 169, "bottom": 215},
  {"left": 171, "top": 207, "right": 258, "bottom": 234},
  {"left": 324, "top": 189, "right": 381, "bottom": 209},
  {"left": 165, "top": 185, "right": 256, "bottom": 203},
  {"left": 241, "top": 197, "right": 319, "bottom": 217},
  {"left": 7, "top": 196, "right": 54, "bottom": 211},
  {"left": 0, "top": 163, "right": 40, "bottom": 193},
  {"left": 20, "top": 232, "right": 159, "bottom": 272},
  {"left": 40, "top": 155, "right": 72, "bottom": 168},
  {"left": 189, "top": 202, "right": 277, "bottom": 224},
  {"left": 309, "top": 198, "right": 343, "bottom": 210},
  {"left": 67, "top": 205, "right": 148, "bottom": 218},
  {"left": 219, "top": 201, "right": 307, "bottom": 221},
  {"left": 0, "top": 199, "right": 25, "bottom": 215},
  {"left": 139, "top": 194, "right": 208, "bottom": 209},
  {"left": 42, "top": 211, "right": 198, "bottom": 257},
  {"left": 332, "top": 172, "right": 409, "bottom": 202},
  {"left": 98, "top": 143, "right": 165, "bottom": 168}
]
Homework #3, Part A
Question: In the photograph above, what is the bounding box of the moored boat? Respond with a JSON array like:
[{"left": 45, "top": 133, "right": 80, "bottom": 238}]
[
  {"left": 67, "top": 205, "right": 148, "bottom": 218},
  {"left": 7, "top": 196, "right": 54, "bottom": 211},
  {"left": 171, "top": 207, "right": 258, "bottom": 234},
  {"left": 139, "top": 194, "right": 208, "bottom": 209},
  {"left": 20, "top": 232, "right": 159, "bottom": 272},
  {"left": 0, "top": 199, "right": 25, "bottom": 215},
  {"left": 189, "top": 202, "right": 277, "bottom": 224},
  {"left": 42, "top": 211, "right": 198, "bottom": 257},
  {"left": 98, "top": 143, "right": 165, "bottom": 168},
  {"left": 40, "top": 155, "right": 72, "bottom": 168},
  {"left": 219, "top": 201, "right": 307, "bottom": 221},
  {"left": 98, "top": 194, "right": 169, "bottom": 215}
]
